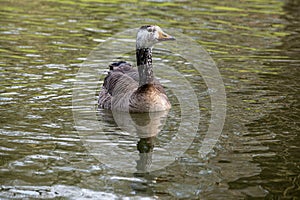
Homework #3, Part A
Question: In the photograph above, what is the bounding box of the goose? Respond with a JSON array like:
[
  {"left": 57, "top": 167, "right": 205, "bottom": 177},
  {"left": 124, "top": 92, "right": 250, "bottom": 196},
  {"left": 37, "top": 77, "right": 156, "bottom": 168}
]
[{"left": 98, "top": 25, "right": 175, "bottom": 112}]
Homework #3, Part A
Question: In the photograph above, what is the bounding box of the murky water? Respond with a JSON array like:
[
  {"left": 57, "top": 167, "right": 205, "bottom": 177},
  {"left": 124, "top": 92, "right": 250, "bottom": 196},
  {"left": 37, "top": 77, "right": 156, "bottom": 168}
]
[{"left": 1, "top": 0, "right": 299, "bottom": 199}]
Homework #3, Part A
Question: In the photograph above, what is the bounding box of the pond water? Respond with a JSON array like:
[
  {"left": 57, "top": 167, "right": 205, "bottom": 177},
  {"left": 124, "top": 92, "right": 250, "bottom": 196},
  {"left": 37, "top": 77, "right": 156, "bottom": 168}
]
[{"left": 0, "top": 0, "right": 299, "bottom": 199}]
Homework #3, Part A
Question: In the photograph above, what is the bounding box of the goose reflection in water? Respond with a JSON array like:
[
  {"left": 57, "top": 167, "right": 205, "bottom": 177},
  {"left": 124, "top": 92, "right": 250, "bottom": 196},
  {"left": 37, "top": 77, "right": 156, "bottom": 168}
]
[{"left": 111, "top": 110, "right": 169, "bottom": 173}]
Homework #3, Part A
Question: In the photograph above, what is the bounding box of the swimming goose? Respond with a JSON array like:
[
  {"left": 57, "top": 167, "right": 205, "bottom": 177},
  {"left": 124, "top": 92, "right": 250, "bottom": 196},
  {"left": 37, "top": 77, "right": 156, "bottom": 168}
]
[{"left": 98, "top": 25, "right": 175, "bottom": 112}]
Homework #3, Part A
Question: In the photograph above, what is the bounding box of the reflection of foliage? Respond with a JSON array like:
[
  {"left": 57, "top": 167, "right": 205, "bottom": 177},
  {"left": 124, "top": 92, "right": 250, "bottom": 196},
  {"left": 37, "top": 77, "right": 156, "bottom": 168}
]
[
  {"left": 281, "top": 0, "right": 300, "bottom": 58},
  {"left": 230, "top": 1, "right": 300, "bottom": 198},
  {"left": 1, "top": 0, "right": 299, "bottom": 198}
]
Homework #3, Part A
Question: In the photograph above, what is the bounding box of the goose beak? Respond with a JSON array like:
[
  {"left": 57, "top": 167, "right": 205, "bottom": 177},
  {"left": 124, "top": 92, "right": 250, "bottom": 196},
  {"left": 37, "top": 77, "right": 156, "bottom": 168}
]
[{"left": 158, "top": 30, "right": 175, "bottom": 41}]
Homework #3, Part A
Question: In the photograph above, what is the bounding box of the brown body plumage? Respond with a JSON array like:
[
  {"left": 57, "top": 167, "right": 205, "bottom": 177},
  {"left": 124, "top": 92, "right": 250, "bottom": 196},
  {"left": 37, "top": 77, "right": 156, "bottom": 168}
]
[{"left": 98, "top": 25, "right": 175, "bottom": 112}]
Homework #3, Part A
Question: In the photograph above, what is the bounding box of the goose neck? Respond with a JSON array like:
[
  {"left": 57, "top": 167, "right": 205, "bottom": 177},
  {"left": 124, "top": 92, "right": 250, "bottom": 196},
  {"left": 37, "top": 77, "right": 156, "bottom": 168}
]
[{"left": 136, "top": 47, "right": 154, "bottom": 86}]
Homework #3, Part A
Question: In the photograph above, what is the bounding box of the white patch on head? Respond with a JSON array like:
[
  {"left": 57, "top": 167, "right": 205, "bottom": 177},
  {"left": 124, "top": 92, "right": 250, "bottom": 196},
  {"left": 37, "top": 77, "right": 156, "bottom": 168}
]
[{"left": 136, "top": 25, "right": 163, "bottom": 49}]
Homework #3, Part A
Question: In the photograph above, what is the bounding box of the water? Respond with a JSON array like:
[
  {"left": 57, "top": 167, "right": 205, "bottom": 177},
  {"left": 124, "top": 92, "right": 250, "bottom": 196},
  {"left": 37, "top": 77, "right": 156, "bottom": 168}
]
[{"left": 1, "top": 0, "right": 299, "bottom": 199}]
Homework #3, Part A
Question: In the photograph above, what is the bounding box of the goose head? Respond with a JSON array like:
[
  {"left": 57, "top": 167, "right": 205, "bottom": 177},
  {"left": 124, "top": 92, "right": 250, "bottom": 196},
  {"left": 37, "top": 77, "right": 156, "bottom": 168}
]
[{"left": 136, "top": 25, "right": 175, "bottom": 49}]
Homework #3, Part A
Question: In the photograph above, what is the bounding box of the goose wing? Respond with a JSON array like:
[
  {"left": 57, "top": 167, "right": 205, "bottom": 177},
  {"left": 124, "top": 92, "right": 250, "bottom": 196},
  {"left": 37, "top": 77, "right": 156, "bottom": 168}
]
[{"left": 98, "top": 61, "right": 139, "bottom": 109}]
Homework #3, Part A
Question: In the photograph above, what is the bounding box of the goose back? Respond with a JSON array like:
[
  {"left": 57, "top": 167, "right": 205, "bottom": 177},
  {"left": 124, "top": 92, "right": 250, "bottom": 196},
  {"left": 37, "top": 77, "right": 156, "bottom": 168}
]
[{"left": 98, "top": 61, "right": 170, "bottom": 112}]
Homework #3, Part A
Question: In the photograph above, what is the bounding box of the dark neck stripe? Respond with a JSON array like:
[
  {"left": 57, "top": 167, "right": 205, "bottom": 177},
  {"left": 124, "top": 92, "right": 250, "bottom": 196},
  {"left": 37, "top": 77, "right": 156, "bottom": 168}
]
[
  {"left": 136, "top": 48, "right": 152, "bottom": 66},
  {"left": 136, "top": 48, "right": 154, "bottom": 86}
]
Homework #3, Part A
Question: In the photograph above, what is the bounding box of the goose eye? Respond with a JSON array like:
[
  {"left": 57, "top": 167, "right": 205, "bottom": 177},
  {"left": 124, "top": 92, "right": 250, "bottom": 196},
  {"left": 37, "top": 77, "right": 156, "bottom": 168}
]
[{"left": 147, "top": 27, "right": 155, "bottom": 32}]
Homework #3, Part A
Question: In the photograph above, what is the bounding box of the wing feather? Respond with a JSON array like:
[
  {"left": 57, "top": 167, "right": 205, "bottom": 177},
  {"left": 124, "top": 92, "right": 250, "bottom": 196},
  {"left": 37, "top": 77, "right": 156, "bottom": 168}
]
[{"left": 98, "top": 61, "right": 138, "bottom": 109}]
